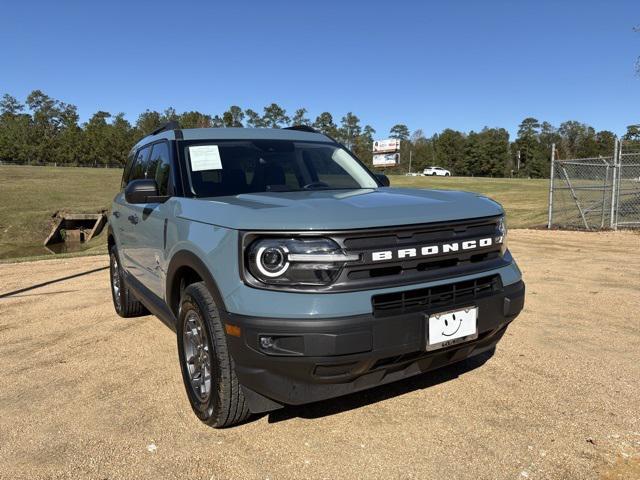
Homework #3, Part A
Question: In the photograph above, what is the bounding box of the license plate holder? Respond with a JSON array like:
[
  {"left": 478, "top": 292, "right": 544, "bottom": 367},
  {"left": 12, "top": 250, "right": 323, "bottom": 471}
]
[{"left": 426, "top": 306, "right": 478, "bottom": 351}]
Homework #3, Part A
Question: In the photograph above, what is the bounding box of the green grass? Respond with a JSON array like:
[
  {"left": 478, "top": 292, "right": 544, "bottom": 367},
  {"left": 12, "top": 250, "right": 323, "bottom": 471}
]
[
  {"left": 389, "top": 175, "right": 550, "bottom": 228},
  {"left": 0, "top": 166, "right": 122, "bottom": 260},
  {"left": 0, "top": 166, "right": 549, "bottom": 260}
]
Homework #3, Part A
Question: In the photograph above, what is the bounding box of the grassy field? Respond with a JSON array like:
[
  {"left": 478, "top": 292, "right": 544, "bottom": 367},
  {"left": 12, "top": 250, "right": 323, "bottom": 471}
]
[
  {"left": 389, "top": 175, "right": 549, "bottom": 228},
  {"left": 0, "top": 166, "right": 122, "bottom": 260},
  {"left": 0, "top": 166, "right": 549, "bottom": 260}
]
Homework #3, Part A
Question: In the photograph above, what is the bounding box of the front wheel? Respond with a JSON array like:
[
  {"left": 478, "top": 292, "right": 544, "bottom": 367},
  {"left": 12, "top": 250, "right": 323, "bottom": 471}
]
[{"left": 177, "top": 282, "right": 250, "bottom": 428}]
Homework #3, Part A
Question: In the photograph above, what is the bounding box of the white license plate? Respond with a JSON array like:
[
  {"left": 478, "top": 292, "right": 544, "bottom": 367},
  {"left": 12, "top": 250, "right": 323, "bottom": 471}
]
[{"left": 426, "top": 306, "right": 478, "bottom": 351}]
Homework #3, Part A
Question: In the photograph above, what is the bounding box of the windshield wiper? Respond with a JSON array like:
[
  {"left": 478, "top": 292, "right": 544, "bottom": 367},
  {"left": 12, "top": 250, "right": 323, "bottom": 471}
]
[{"left": 266, "top": 185, "right": 295, "bottom": 192}]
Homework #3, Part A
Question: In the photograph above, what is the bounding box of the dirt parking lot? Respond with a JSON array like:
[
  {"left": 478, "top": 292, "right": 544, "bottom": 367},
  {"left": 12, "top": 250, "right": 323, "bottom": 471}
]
[{"left": 0, "top": 230, "right": 638, "bottom": 480}]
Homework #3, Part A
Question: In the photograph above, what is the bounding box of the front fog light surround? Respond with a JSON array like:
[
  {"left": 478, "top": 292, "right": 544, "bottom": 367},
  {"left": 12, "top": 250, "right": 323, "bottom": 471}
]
[
  {"left": 497, "top": 216, "right": 508, "bottom": 251},
  {"left": 498, "top": 216, "right": 507, "bottom": 237},
  {"left": 246, "top": 237, "right": 359, "bottom": 287}
]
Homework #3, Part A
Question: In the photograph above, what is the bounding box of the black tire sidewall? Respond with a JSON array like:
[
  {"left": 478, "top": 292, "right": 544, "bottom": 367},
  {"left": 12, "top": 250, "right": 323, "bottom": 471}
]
[
  {"left": 109, "top": 246, "right": 124, "bottom": 315},
  {"left": 176, "top": 291, "right": 221, "bottom": 422}
]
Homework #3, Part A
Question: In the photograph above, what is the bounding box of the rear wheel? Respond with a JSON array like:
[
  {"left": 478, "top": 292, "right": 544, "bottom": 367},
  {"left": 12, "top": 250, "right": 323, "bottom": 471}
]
[
  {"left": 109, "top": 245, "right": 147, "bottom": 318},
  {"left": 177, "top": 282, "right": 250, "bottom": 428}
]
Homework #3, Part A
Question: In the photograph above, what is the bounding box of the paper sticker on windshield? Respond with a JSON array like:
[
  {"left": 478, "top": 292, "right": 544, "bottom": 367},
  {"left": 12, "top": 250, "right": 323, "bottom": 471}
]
[{"left": 189, "top": 145, "right": 222, "bottom": 171}]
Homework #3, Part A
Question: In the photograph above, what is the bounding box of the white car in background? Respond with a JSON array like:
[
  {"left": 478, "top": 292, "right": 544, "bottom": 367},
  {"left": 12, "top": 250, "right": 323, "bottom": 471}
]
[{"left": 423, "top": 166, "right": 451, "bottom": 176}]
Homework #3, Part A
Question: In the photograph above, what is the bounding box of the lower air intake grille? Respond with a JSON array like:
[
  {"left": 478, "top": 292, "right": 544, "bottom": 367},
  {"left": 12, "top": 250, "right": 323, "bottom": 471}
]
[{"left": 372, "top": 275, "right": 502, "bottom": 317}]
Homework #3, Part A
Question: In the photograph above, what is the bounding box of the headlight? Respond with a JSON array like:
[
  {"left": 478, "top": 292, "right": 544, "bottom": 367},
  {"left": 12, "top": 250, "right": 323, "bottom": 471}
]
[
  {"left": 246, "top": 237, "right": 359, "bottom": 286},
  {"left": 255, "top": 245, "right": 290, "bottom": 277}
]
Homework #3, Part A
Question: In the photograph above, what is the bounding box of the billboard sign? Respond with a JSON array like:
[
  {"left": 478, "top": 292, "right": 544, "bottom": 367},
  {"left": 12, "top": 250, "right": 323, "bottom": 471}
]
[
  {"left": 372, "top": 138, "right": 400, "bottom": 153},
  {"left": 373, "top": 153, "right": 400, "bottom": 167}
]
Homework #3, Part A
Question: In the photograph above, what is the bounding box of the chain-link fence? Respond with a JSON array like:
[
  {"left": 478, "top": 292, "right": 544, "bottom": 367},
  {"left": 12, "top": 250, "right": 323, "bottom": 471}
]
[
  {"left": 615, "top": 144, "right": 640, "bottom": 228},
  {"left": 548, "top": 140, "right": 640, "bottom": 230}
]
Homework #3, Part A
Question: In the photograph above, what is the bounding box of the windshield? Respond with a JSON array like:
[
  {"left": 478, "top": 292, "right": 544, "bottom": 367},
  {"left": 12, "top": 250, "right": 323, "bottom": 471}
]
[{"left": 183, "top": 140, "right": 379, "bottom": 197}]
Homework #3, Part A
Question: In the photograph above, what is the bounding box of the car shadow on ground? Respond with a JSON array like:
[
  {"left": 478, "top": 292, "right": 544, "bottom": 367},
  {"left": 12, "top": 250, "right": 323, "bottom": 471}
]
[
  {"left": 262, "top": 349, "right": 495, "bottom": 425},
  {"left": 0, "top": 267, "right": 108, "bottom": 299}
]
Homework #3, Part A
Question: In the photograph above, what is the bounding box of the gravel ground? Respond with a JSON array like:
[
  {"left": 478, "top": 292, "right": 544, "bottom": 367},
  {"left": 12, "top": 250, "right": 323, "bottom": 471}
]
[{"left": 0, "top": 230, "right": 638, "bottom": 480}]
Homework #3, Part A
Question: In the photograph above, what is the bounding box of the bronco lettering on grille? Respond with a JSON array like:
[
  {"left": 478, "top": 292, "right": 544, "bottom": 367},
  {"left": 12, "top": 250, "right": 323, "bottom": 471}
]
[{"left": 370, "top": 236, "right": 502, "bottom": 262}]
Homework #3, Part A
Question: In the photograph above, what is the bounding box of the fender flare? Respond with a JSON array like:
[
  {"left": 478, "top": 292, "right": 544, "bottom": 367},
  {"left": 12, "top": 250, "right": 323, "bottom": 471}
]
[
  {"left": 107, "top": 224, "right": 114, "bottom": 245},
  {"left": 165, "top": 250, "right": 227, "bottom": 316}
]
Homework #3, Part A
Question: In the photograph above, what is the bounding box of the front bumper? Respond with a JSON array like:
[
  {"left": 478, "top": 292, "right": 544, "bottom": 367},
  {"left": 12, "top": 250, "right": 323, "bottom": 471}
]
[{"left": 224, "top": 280, "right": 525, "bottom": 413}]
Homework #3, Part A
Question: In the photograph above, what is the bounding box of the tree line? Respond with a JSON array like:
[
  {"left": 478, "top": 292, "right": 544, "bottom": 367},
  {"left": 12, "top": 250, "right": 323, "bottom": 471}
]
[{"left": 1, "top": 90, "right": 638, "bottom": 177}]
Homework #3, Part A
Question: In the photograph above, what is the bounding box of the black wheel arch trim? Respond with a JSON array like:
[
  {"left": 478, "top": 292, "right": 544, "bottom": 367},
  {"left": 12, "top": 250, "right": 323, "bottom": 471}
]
[
  {"left": 107, "top": 224, "right": 115, "bottom": 246},
  {"left": 165, "top": 250, "right": 228, "bottom": 318},
  {"left": 107, "top": 224, "right": 122, "bottom": 263}
]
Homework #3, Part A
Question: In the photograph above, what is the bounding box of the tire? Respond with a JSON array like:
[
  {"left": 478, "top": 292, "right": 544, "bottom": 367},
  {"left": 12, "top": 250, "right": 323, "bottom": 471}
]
[
  {"left": 109, "top": 245, "right": 147, "bottom": 318},
  {"left": 177, "top": 282, "right": 250, "bottom": 428},
  {"left": 431, "top": 172, "right": 437, "bottom": 176},
  {"left": 445, "top": 173, "right": 450, "bottom": 176}
]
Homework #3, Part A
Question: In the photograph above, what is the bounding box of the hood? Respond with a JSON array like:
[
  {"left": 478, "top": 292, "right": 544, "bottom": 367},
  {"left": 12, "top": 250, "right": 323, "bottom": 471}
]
[{"left": 175, "top": 188, "right": 503, "bottom": 231}]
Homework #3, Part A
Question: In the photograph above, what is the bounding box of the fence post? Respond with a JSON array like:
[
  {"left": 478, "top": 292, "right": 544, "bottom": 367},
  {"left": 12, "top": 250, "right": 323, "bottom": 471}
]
[
  {"left": 610, "top": 139, "right": 619, "bottom": 230},
  {"left": 547, "top": 143, "right": 556, "bottom": 229},
  {"left": 601, "top": 161, "right": 610, "bottom": 229}
]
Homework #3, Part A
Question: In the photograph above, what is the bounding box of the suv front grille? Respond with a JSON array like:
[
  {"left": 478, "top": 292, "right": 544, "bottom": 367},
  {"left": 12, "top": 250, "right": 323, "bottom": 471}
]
[
  {"left": 329, "top": 216, "right": 507, "bottom": 291},
  {"left": 372, "top": 275, "right": 502, "bottom": 317}
]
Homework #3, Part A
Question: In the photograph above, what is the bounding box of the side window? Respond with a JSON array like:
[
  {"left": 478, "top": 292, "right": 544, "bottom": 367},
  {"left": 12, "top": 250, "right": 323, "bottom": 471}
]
[
  {"left": 147, "top": 142, "right": 172, "bottom": 195},
  {"left": 130, "top": 146, "right": 151, "bottom": 181},
  {"left": 121, "top": 149, "right": 136, "bottom": 189}
]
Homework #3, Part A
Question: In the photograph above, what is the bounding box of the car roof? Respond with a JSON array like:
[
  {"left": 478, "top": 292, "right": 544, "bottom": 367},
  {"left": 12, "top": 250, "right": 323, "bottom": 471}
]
[{"left": 134, "top": 127, "right": 332, "bottom": 150}]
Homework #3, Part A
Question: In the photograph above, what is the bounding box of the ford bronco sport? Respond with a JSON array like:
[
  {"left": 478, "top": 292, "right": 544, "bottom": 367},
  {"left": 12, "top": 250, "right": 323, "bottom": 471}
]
[{"left": 108, "top": 124, "right": 525, "bottom": 427}]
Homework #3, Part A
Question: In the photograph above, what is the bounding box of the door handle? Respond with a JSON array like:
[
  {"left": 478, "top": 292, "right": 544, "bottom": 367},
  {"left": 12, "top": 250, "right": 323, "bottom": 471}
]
[{"left": 128, "top": 214, "right": 139, "bottom": 225}]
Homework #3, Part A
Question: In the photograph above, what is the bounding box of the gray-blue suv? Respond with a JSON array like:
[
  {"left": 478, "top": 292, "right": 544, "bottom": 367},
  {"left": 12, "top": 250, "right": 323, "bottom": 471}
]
[{"left": 108, "top": 124, "right": 525, "bottom": 427}]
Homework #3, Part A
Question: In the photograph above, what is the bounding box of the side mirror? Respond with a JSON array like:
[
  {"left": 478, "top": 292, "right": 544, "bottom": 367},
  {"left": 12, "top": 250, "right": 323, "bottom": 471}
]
[
  {"left": 376, "top": 173, "right": 390, "bottom": 187},
  {"left": 125, "top": 179, "right": 160, "bottom": 204}
]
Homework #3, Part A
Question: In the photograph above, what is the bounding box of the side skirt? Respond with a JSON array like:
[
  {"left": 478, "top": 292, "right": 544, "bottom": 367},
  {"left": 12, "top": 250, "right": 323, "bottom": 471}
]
[{"left": 123, "top": 271, "right": 177, "bottom": 332}]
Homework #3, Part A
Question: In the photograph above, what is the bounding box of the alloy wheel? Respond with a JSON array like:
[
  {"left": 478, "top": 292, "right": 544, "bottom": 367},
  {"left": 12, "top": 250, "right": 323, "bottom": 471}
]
[
  {"left": 110, "top": 254, "right": 121, "bottom": 310},
  {"left": 182, "top": 310, "right": 212, "bottom": 402}
]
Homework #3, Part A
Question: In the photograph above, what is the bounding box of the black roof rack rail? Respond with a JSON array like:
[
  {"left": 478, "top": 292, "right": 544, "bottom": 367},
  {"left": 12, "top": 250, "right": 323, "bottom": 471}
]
[
  {"left": 285, "top": 125, "right": 344, "bottom": 146},
  {"left": 285, "top": 125, "right": 348, "bottom": 150},
  {"left": 284, "top": 125, "right": 318, "bottom": 133},
  {"left": 150, "top": 121, "right": 181, "bottom": 136},
  {"left": 284, "top": 125, "right": 342, "bottom": 146}
]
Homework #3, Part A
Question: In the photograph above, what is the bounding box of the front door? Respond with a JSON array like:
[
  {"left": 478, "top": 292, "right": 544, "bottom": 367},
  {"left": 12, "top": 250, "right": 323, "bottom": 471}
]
[
  {"left": 130, "top": 141, "right": 173, "bottom": 298},
  {"left": 117, "top": 145, "right": 152, "bottom": 283}
]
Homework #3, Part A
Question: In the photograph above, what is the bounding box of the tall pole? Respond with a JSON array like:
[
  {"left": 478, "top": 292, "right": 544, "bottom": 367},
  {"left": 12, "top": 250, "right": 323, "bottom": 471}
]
[
  {"left": 408, "top": 149, "right": 412, "bottom": 174},
  {"left": 610, "top": 138, "right": 619, "bottom": 229},
  {"left": 547, "top": 143, "right": 556, "bottom": 229}
]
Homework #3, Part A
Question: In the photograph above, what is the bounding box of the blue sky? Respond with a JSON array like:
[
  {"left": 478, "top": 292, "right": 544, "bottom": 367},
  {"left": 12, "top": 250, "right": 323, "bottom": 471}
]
[{"left": 1, "top": 0, "right": 638, "bottom": 138}]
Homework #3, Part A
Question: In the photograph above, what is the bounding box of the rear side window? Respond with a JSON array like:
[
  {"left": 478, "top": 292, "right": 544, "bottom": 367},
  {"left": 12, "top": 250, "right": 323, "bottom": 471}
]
[{"left": 147, "top": 142, "right": 172, "bottom": 195}]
